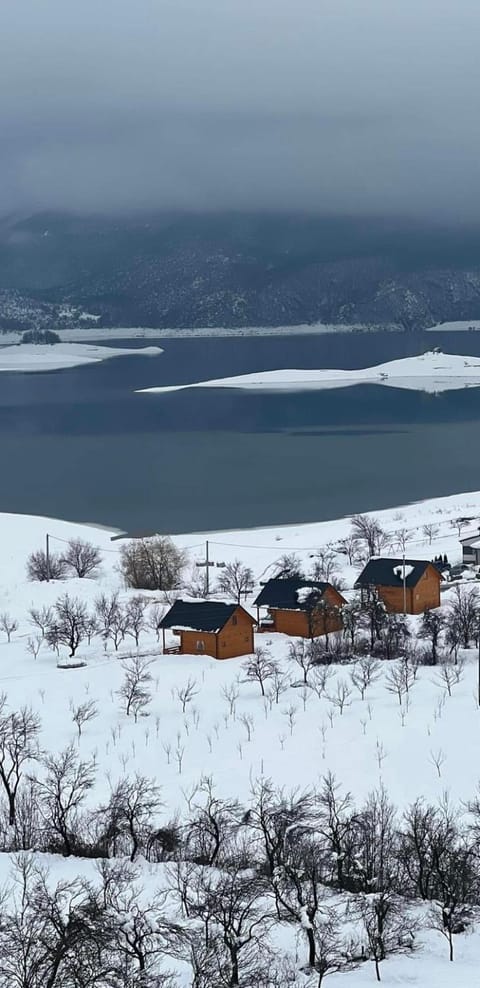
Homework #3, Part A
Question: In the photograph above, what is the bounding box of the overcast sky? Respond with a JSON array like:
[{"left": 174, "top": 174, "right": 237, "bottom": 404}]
[{"left": 1, "top": 0, "right": 479, "bottom": 218}]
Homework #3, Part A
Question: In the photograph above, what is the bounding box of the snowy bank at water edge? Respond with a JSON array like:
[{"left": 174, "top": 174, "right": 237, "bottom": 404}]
[
  {"left": 138, "top": 350, "right": 480, "bottom": 395},
  {"left": 0, "top": 342, "right": 163, "bottom": 372}
]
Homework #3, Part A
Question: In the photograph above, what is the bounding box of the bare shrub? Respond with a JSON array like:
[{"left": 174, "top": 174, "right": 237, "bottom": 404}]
[
  {"left": 0, "top": 613, "right": 18, "bottom": 643},
  {"left": 62, "top": 538, "right": 102, "bottom": 578},
  {"left": 119, "top": 536, "right": 186, "bottom": 590},
  {"left": 216, "top": 559, "right": 254, "bottom": 602},
  {"left": 26, "top": 549, "right": 66, "bottom": 582}
]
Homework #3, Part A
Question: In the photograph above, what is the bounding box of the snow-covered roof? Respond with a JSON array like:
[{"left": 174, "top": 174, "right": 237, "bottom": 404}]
[{"left": 355, "top": 557, "right": 441, "bottom": 589}]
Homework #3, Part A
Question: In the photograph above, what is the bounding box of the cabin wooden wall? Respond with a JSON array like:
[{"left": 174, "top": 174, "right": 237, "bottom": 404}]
[
  {"left": 376, "top": 566, "right": 441, "bottom": 614},
  {"left": 179, "top": 608, "right": 254, "bottom": 660},
  {"left": 217, "top": 607, "right": 255, "bottom": 659},
  {"left": 180, "top": 630, "right": 218, "bottom": 658}
]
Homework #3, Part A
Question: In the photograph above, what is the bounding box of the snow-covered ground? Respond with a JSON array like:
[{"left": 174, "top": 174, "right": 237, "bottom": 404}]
[
  {"left": 139, "top": 350, "right": 480, "bottom": 396},
  {"left": 0, "top": 342, "right": 163, "bottom": 372},
  {"left": 0, "top": 323, "right": 393, "bottom": 343},
  {"left": 2, "top": 490, "right": 480, "bottom": 984}
]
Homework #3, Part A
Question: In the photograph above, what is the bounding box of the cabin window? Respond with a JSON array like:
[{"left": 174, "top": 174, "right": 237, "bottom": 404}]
[
  {"left": 196, "top": 640, "right": 205, "bottom": 652},
  {"left": 232, "top": 615, "right": 237, "bottom": 625}
]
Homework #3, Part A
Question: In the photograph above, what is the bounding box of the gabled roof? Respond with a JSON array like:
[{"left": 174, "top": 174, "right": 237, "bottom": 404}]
[
  {"left": 254, "top": 577, "right": 335, "bottom": 611},
  {"left": 159, "top": 600, "right": 251, "bottom": 633},
  {"left": 460, "top": 529, "right": 480, "bottom": 545},
  {"left": 354, "top": 558, "right": 441, "bottom": 590}
]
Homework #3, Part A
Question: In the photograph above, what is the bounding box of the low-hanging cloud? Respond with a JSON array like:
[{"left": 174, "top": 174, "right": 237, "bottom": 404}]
[{"left": 2, "top": 0, "right": 480, "bottom": 219}]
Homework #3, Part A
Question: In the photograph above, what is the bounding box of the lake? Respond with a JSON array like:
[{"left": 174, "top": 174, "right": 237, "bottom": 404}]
[{"left": 1, "top": 330, "right": 480, "bottom": 533}]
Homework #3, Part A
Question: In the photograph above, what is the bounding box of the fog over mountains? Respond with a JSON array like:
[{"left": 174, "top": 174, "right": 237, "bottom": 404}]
[{"left": 1, "top": 212, "right": 480, "bottom": 332}]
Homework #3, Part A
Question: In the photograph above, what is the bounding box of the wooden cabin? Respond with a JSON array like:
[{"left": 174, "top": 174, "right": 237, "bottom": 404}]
[
  {"left": 460, "top": 528, "right": 480, "bottom": 566},
  {"left": 254, "top": 577, "right": 346, "bottom": 638},
  {"left": 354, "top": 558, "right": 442, "bottom": 614},
  {"left": 159, "top": 600, "right": 255, "bottom": 660}
]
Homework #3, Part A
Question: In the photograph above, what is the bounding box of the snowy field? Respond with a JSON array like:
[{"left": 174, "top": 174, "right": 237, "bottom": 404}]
[
  {"left": 139, "top": 350, "right": 480, "bottom": 396},
  {"left": 0, "top": 342, "right": 163, "bottom": 372},
  {"left": 1, "top": 490, "right": 480, "bottom": 982}
]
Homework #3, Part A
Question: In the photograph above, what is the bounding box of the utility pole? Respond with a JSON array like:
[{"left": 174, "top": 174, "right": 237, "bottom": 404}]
[
  {"left": 478, "top": 621, "right": 480, "bottom": 708},
  {"left": 195, "top": 541, "right": 214, "bottom": 597},
  {"left": 46, "top": 532, "right": 51, "bottom": 582},
  {"left": 195, "top": 541, "right": 225, "bottom": 597}
]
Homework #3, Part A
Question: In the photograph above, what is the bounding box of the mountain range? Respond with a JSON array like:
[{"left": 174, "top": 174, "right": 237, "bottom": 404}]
[{"left": 1, "top": 212, "right": 480, "bottom": 332}]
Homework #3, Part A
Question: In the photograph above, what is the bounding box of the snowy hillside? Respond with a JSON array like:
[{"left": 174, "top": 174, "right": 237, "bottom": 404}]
[
  {"left": 139, "top": 350, "right": 480, "bottom": 396},
  {"left": 0, "top": 492, "right": 480, "bottom": 983},
  {"left": 0, "top": 342, "right": 163, "bottom": 372}
]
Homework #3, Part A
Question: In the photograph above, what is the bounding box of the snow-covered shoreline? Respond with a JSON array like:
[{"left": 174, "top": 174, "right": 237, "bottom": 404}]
[
  {"left": 0, "top": 342, "right": 163, "bottom": 373},
  {"left": 139, "top": 350, "right": 480, "bottom": 396}
]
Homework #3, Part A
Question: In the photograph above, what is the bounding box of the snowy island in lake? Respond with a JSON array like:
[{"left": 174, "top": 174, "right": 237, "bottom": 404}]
[
  {"left": 0, "top": 342, "right": 163, "bottom": 373},
  {"left": 138, "top": 350, "right": 480, "bottom": 396}
]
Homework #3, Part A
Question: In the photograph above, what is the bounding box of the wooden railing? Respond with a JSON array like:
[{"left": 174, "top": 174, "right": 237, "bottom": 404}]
[{"left": 163, "top": 645, "right": 181, "bottom": 655}]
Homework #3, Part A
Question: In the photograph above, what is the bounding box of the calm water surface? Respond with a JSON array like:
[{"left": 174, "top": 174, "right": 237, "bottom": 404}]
[{"left": 0, "top": 331, "right": 479, "bottom": 532}]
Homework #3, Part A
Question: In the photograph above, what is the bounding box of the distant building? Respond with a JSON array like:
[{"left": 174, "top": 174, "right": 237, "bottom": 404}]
[
  {"left": 159, "top": 600, "right": 255, "bottom": 659},
  {"left": 354, "top": 558, "right": 442, "bottom": 614},
  {"left": 253, "top": 577, "right": 346, "bottom": 638},
  {"left": 459, "top": 528, "right": 480, "bottom": 566}
]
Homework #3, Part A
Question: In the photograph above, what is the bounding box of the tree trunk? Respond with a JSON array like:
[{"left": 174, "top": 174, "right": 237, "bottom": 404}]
[
  {"left": 375, "top": 957, "right": 381, "bottom": 981},
  {"left": 230, "top": 946, "right": 239, "bottom": 986},
  {"left": 8, "top": 791, "right": 15, "bottom": 827},
  {"left": 306, "top": 926, "right": 316, "bottom": 968}
]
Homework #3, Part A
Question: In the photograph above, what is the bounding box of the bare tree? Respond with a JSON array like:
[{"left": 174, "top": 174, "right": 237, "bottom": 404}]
[
  {"left": 216, "top": 559, "right": 254, "bottom": 603},
  {"left": 62, "top": 538, "right": 102, "bottom": 578},
  {"left": 26, "top": 548, "right": 67, "bottom": 582},
  {"left": 393, "top": 528, "right": 412, "bottom": 554},
  {"left": 242, "top": 647, "right": 278, "bottom": 696},
  {"left": 350, "top": 656, "right": 382, "bottom": 700},
  {"left": 310, "top": 906, "right": 360, "bottom": 986},
  {"left": 26, "top": 635, "right": 42, "bottom": 661},
  {"left": 117, "top": 654, "right": 153, "bottom": 720},
  {"left": 337, "top": 534, "right": 361, "bottom": 565},
  {"left": 341, "top": 598, "right": 363, "bottom": 652},
  {"left": 34, "top": 743, "right": 96, "bottom": 855},
  {"left": 316, "top": 772, "right": 356, "bottom": 891},
  {"left": 385, "top": 659, "right": 415, "bottom": 706},
  {"left": 0, "top": 696, "right": 41, "bottom": 825},
  {"left": 119, "top": 536, "right": 186, "bottom": 590},
  {"left": 149, "top": 602, "right": 165, "bottom": 641},
  {"left": 45, "top": 594, "right": 89, "bottom": 658},
  {"left": 221, "top": 682, "right": 240, "bottom": 717},
  {"left": 359, "top": 588, "right": 387, "bottom": 651},
  {"left": 327, "top": 679, "right": 352, "bottom": 715},
  {"left": 310, "top": 664, "right": 334, "bottom": 699},
  {"left": 267, "top": 666, "right": 289, "bottom": 705},
  {"left": 351, "top": 514, "right": 388, "bottom": 558},
  {"left": 71, "top": 699, "right": 98, "bottom": 740},
  {"left": 95, "top": 592, "right": 126, "bottom": 651},
  {"left": 184, "top": 776, "right": 240, "bottom": 867},
  {"left": 0, "top": 856, "right": 109, "bottom": 988},
  {"left": 435, "top": 660, "right": 463, "bottom": 697},
  {"left": 310, "top": 544, "right": 338, "bottom": 582},
  {"left": 272, "top": 553, "right": 304, "bottom": 579},
  {"left": 450, "top": 517, "right": 467, "bottom": 538},
  {"left": 418, "top": 609, "right": 445, "bottom": 665},
  {"left": 97, "top": 859, "right": 173, "bottom": 981},
  {"left": 0, "top": 612, "right": 18, "bottom": 643},
  {"left": 180, "top": 858, "right": 272, "bottom": 988},
  {"left": 447, "top": 585, "right": 480, "bottom": 649},
  {"left": 175, "top": 677, "right": 199, "bottom": 714},
  {"left": 288, "top": 639, "right": 317, "bottom": 685},
  {"left": 98, "top": 773, "right": 163, "bottom": 861},
  {"left": 422, "top": 523, "right": 440, "bottom": 545},
  {"left": 28, "top": 604, "right": 54, "bottom": 639},
  {"left": 360, "top": 891, "right": 415, "bottom": 981},
  {"left": 125, "top": 594, "right": 148, "bottom": 647}
]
